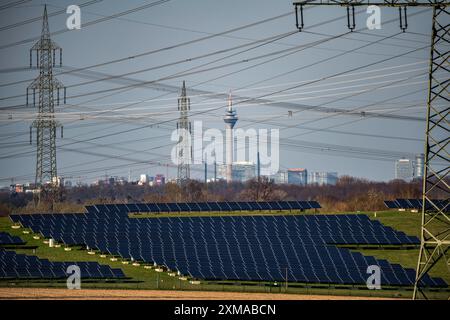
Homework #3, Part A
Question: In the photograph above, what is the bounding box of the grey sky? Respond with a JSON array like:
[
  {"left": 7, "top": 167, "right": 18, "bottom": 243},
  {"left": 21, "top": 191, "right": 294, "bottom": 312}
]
[{"left": 0, "top": 0, "right": 438, "bottom": 185}]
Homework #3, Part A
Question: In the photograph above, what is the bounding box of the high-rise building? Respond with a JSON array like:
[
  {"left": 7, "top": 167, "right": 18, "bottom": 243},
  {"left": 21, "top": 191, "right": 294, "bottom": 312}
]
[
  {"left": 217, "top": 162, "right": 255, "bottom": 182},
  {"left": 309, "top": 172, "right": 338, "bottom": 186},
  {"left": 154, "top": 174, "right": 165, "bottom": 186},
  {"left": 139, "top": 174, "right": 149, "bottom": 185},
  {"left": 395, "top": 158, "right": 414, "bottom": 181},
  {"left": 414, "top": 153, "right": 425, "bottom": 179},
  {"left": 232, "top": 161, "right": 256, "bottom": 182},
  {"left": 223, "top": 92, "right": 238, "bottom": 183},
  {"left": 287, "top": 168, "right": 308, "bottom": 185},
  {"left": 270, "top": 171, "right": 288, "bottom": 184}
]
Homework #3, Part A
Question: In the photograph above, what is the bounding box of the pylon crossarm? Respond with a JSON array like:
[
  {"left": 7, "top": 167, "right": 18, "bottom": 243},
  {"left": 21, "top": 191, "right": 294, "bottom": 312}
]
[
  {"left": 50, "top": 77, "right": 65, "bottom": 89},
  {"left": 27, "top": 77, "right": 40, "bottom": 90},
  {"left": 293, "top": 0, "right": 450, "bottom": 6}
]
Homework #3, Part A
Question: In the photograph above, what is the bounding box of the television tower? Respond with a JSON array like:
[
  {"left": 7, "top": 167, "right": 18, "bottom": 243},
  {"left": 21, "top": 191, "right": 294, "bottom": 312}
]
[
  {"left": 223, "top": 92, "right": 238, "bottom": 183},
  {"left": 27, "top": 5, "right": 65, "bottom": 190},
  {"left": 176, "top": 81, "right": 191, "bottom": 184}
]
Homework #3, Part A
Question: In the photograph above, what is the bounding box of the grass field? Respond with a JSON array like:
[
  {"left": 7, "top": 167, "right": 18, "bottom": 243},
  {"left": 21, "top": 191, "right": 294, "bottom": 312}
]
[{"left": 0, "top": 211, "right": 449, "bottom": 299}]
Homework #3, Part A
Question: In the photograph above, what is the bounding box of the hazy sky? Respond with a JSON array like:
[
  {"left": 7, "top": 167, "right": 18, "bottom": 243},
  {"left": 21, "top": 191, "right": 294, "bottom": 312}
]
[{"left": 0, "top": 0, "right": 438, "bottom": 185}]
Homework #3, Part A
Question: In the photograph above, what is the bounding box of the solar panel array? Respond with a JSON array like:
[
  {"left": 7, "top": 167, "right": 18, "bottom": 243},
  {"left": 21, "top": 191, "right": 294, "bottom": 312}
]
[
  {"left": 10, "top": 208, "right": 446, "bottom": 287},
  {"left": 384, "top": 199, "right": 449, "bottom": 211},
  {"left": 0, "top": 249, "right": 125, "bottom": 279},
  {"left": 0, "top": 232, "right": 25, "bottom": 245},
  {"left": 85, "top": 200, "right": 321, "bottom": 215}
]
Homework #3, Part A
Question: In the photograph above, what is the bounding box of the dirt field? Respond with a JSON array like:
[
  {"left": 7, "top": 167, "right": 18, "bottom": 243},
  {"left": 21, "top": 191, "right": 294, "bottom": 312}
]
[{"left": 0, "top": 288, "right": 393, "bottom": 300}]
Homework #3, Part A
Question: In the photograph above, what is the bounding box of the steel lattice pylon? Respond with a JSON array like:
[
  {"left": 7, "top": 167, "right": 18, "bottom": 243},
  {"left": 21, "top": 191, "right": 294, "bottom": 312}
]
[
  {"left": 413, "top": 4, "right": 449, "bottom": 300},
  {"left": 27, "top": 5, "right": 65, "bottom": 193},
  {"left": 176, "top": 81, "right": 192, "bottom": 184},
  {"left": 292, "top": 0, "right": 449, "bottom": 299}
]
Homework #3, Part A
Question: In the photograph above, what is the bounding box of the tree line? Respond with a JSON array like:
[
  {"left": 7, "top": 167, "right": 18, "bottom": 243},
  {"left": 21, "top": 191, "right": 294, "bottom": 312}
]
[{"left": 0, "top": 176, "right": 445, "bottom": 216}]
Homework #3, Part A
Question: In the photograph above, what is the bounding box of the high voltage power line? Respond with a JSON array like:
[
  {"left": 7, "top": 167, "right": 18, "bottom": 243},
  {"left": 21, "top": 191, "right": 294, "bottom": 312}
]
[
  {"left": 0, "top": 0, "right": 172, "bottom": 51},
  {"left": 0, "top": 2, "right": 436, "bottom": 182}
]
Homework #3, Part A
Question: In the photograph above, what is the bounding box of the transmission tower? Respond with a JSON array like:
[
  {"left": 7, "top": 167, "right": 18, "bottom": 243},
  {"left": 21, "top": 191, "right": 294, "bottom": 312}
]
[
  {"left": 415, "top": 4, "right": 449, "bottom": 300},
  {"left": 292, "top": 0, "right": 449, "bottom": 299},
  {"left": 176, "top": 81, "right": 192, "bottom": 184},
  {"left": 27, "top": 5, "right": 65, "bottom": 194}
]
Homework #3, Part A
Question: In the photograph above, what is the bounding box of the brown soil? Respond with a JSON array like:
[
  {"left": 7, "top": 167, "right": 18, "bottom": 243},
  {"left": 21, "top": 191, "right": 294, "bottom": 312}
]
[{"left": 0, "top": 287, "right": 393, "bottom": 300}]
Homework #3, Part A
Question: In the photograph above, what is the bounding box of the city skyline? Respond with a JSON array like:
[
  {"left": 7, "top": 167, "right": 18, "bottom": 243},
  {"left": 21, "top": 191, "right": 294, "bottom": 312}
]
[{"left": 0, "top": 0, "right": 434, "bottom": 185}]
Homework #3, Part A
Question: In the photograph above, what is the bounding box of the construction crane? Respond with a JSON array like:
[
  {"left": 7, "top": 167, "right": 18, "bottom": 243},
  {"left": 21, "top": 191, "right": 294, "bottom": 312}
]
[{"left": 292, "top": 0, "right": 449, "bottom": 300}]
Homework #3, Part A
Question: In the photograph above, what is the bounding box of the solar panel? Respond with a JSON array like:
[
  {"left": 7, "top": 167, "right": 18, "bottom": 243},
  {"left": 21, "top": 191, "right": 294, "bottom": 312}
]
[
  {"left": 207, "top": 202, "right": 221, "bottom": 211},
  {"left": 85, "top": 201, "right": 323, "bottom": 214},
  {"left": 217, "top": 202, "right": 232, "bottom": 211},
  {"left": 257, "top": 202, "right": 272, "bottom": 210},
  {"left": 238, "top": 202, "right": 252, "bottom": 211},
  {"left": 309, "top": 201, "right": 322, "bottom": 209},
  {"left": 227, "top": 201, "right": 241, "bottom": 211},
  {"left": 287, "top": 201, "right": 302, "bottom": 210},
  {"left": 115, "top": 204, "right": 128, "bottom": 212},
  {"left": 177, "top": 202, "right": 191, "bottom": 212},
  {"left": 298, "top": 201, "right": 312, "bottom": 209},
  {"left": 135, "top": 203, "right": 150, "bottom": 212},
  {"left": 85, "top": 206, "right": 98, "bottom": 214},
  {"left": 166, "top": 203, "right": 181, "bottom": 212},
  {"left": 95, "top": 204, "right": 110, "bottom": 213},
  {"left": 267, "top": 201, "right": 282, "bottom": 210},
  {"left": 196, "top": 202, "right": 211, "bottom": 211},
  {"left": 277, "top": 201, "right": 292, "bottom": 210},
  {"left": 247, "top": 202, "right": 262, "bottom": 210},
  {"left": 125, "top": 203, "right": 139, "bottom": 212},
  {"left": 16, "top": 205, "right": 446, "bottom": 288},
  {"left": 396, "top": 199, "right": 413, "bottom": 209},
  {"left": 0, "top": 250, "right": 125, "bottom": 280},
  {"left": 187, "top": 202, "right": 202, "bottom": 212},
  {"left": 407, "top": 199, "right": 422, "bottom": 209},
  {"left": 156, "top": 203, "right": 170, "bottom": 212},
  {"left": 384, "top": 200, "right": 398, "bottom": 209},
  {"left": 0, "top": 232, "right": 25, "bottom": 245},
  {"left": 384, "top": 198, "right": 449, "bottom": 212}
]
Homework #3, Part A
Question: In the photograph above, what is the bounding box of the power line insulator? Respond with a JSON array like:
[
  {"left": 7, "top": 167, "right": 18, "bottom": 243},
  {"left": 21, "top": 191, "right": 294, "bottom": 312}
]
[
  {"left": 295, "top": 4, "right": 304, "bottom": 32},
  {"left": 347, "top": 5, "right": 356, "bottom": 32},
  {"left": 399, "top": 6, "right": 408, "bottom": 32}
]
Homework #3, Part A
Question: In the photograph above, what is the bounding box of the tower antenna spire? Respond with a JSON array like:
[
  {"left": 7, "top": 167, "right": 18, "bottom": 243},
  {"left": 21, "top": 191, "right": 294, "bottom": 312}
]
[
  {"left": 228, "top": 90, "right": 233, "bottom": 112},
  {"left": 223, "top": 89, "right": 238, "bottom": 183}
]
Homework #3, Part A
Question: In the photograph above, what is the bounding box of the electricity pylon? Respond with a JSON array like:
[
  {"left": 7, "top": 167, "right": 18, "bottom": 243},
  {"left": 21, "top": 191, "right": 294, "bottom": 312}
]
[
  {"left": 27, "top": 5, "right": 65, "bottom": 199},
  {"left": 176, "top": 81, "right": 192, "bottom": 184},
  {"left": 414, "top": 4, "right": 449, "bottom": 300},
  {"left": 292, "top": 0, "right": 449, "bottom": 299}
]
